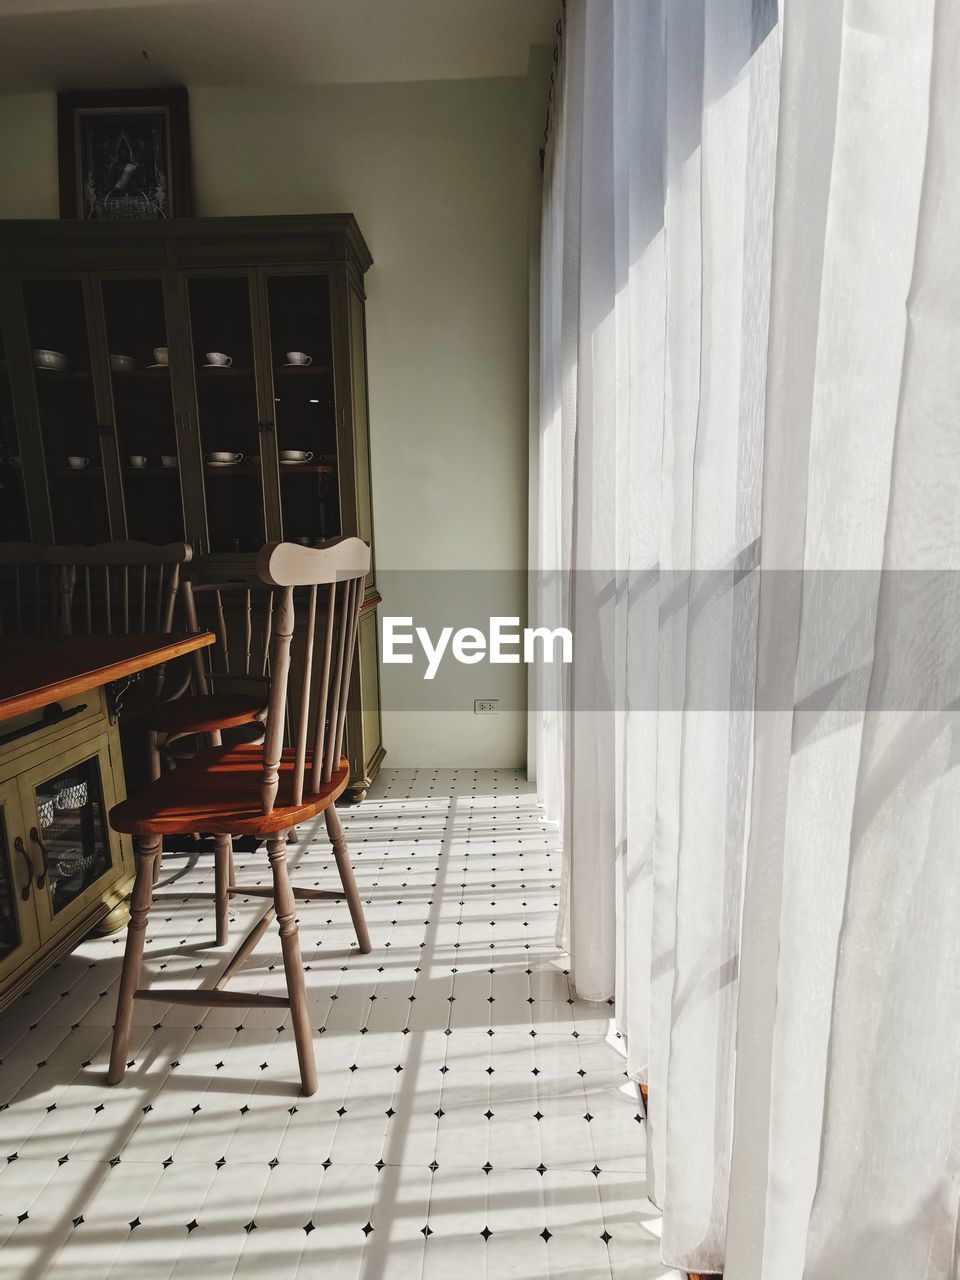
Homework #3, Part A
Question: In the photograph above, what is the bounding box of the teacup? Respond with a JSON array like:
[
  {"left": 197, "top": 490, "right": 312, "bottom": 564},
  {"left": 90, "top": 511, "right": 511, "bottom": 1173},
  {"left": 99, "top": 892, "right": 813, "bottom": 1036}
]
[
  {"left": 128, "top": 455, "right": 147, "bottom": 468},
  {"left": 110, "top": 354, "right": 135, "bottom": 373},
  {"left": 152, "top": 347, "right": 169, "bottom": 366},
  {"left": 34, "top": 349, "right": 68, "bottom": 371},
  {"left": 56, "top": 778, "right": 88, "bottom": 811},
  {"left": 67, "top": 456, "right": 90, "bottom": 469},
  {"left": 206, "top": 451, "right": 243, "bottom": 465},
  {"left": 160, "top": 454, "right": 178, "bottom": 468},
  {"left": 204, "top": 352, "right": 233, "bottom": 367},
  {"left": 284, "top": 351, "right": 312, "bottom": 366},
  {"left": 279, "top": 449, "right": 313, "bottom": 462}
]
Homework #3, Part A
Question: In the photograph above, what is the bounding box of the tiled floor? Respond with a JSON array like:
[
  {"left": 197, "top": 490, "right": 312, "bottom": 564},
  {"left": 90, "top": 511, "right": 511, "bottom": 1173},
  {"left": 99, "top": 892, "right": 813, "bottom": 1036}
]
[{"left": 0, "top": 769, "right": 678, "bottom": 1280}]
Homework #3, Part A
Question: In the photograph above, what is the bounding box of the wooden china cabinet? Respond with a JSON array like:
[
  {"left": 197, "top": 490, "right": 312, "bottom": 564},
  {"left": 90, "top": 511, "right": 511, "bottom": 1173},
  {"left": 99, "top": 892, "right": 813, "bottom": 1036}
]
[{"left": 0, "top": 214, "right": 383, "bottom": 801}]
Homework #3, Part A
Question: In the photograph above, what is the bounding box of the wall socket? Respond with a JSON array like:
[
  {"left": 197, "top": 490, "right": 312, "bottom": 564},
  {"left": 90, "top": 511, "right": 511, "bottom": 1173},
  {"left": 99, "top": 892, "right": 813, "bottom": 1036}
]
[{"left": 474, "top": 698, "right": 500, "bottom": 715}]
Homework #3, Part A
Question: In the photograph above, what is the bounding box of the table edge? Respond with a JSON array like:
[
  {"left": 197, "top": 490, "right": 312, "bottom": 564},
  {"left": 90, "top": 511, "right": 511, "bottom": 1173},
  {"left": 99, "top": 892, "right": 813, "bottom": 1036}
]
[{"left": 0, "top": 632, "right": 216, "bottom": 720}]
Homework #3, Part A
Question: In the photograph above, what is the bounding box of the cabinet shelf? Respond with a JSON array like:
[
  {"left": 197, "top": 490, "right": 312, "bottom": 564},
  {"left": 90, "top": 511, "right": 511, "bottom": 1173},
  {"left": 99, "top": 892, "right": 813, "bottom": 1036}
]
[{"left": 203, "top": 464, "right": 262, "bottom": 476}]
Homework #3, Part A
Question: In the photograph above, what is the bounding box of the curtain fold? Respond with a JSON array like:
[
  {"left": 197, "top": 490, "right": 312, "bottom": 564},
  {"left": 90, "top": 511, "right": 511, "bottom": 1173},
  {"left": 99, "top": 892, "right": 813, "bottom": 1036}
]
[{"left": 534, "top": 1, "right": 960, "bottom": 1275}]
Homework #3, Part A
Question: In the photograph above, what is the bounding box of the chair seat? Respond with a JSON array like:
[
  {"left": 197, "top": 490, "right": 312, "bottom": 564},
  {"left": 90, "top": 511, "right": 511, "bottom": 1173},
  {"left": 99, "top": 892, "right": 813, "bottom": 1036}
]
[
  {"left": 141, "top": 692, "right": 267, "bottom": 735},
  {"left": 110, "top": 743, "right": 350, "bottom": 837}
]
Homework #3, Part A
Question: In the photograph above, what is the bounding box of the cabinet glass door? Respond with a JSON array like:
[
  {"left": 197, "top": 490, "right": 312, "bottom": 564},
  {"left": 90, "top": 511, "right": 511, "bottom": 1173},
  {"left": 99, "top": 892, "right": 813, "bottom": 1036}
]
[
  {"left": 0, "top": 324, "right": 30, "bottom": 541},
  {"left": 18, "top": 739, "right": 122, "bottom": 938},
  {"left": 266, "top": 274, "right": 340, "bottom": 544},
  {"left": 100, "top": 277, "right": 185, "bottom": 543},
  {"left": 0, "top": 783, "right": 42, "bottom": 985},
  {"left": 21, "top": 279, "right": 111, "bottom": 544},
  {"left": 185, "top": 274, "right": 265, "bottom": 554}
]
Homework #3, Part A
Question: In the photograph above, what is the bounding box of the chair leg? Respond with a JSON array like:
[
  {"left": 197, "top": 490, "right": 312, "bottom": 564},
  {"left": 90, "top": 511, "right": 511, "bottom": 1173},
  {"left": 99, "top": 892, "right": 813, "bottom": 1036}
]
[
  {"left": 150, "top": 732, "right": 165, "bottom": 886},
  {"left": 214, "top": 833, "right": 231, "bottom": 946},
  {"left": 325, "top": 806, "right": 371, "bottom": 954},
  {"left": 267, "top": 830, "right": 317, "bottom": 1096},
  {"left": 108, "top": 835, "right": 161, "bottom": 1085}
]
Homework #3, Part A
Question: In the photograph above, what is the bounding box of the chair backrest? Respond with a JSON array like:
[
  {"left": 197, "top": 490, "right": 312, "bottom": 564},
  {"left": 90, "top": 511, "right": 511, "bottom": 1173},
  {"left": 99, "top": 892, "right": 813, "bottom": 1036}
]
[
  {"left": 0, "top": 542, "right": 60, "bottom": 636},
  {"left": 180, "top": 577, "right": 276, "bottom": 699},
  {"left": 255, "top": 536, "right": 371, "bottom": 812},
  {"left": 50, "top": 541, "right": 192, "bottom": 637}
]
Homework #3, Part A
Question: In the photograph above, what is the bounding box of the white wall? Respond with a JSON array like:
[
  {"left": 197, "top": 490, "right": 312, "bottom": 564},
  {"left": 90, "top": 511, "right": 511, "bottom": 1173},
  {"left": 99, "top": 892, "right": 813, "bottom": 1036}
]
[
  {"left": 0, "top": 93, "right": 58, "bottom": 217},
  {"left": 0, "top": 74, "right": 542, "bottom": 767}
]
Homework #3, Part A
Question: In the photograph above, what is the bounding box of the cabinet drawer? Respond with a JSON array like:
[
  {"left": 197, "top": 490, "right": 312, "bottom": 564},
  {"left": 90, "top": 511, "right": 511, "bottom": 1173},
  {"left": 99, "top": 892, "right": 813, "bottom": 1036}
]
[{"left": 0, "top": 690, "right": 105, "bottom": 776}]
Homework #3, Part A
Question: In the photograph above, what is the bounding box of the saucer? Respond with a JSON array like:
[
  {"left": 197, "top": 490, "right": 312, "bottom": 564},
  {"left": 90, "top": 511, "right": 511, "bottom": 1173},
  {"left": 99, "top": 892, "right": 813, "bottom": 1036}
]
[
  {"left": 202, "top": 363, "right": 233, "bottom": 369},
  {"left": 146, "top": 363, "right": 169, "bottom": 369},
  {"left": 282, "top": 362, "right": 313, "bottom": 368},
  {"left": 206, "top": 460, "right": 241, "bottom": 467},
  {"left": 280, "top": 459, "right": 308, "bottom": 465}
]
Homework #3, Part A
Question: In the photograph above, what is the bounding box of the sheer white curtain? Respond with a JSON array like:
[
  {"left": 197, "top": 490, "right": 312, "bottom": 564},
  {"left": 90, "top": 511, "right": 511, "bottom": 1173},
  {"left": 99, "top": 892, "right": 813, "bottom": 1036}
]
[{"left": 534, "top": 1, "right": 960, "bottom": 1276}]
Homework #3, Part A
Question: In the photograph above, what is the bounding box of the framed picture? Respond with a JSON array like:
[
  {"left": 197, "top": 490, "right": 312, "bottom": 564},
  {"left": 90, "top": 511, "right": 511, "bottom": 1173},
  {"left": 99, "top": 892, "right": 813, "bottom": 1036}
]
[{"left": 57, "top": 88, "right": 192, "bottom": 221}]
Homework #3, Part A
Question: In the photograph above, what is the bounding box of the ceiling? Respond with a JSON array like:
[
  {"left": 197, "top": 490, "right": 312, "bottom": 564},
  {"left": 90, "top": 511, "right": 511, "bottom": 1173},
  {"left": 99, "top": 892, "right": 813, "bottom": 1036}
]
[{"left": 0, "top": 0, "right": 559, "bottom": 93}]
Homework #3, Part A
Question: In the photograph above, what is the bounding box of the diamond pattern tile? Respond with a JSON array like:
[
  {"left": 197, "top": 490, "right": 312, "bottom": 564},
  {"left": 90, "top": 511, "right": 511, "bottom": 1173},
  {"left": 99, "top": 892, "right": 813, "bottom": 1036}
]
[{"left": 0, "top": 769, "right": 677, "bottom": 1279}]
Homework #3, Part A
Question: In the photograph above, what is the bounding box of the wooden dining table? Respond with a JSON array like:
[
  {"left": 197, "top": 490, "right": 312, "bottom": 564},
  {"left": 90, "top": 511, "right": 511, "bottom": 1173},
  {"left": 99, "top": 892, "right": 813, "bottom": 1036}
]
[{"left": 0, "top": 630, "right": 216, "bottom": 1013}]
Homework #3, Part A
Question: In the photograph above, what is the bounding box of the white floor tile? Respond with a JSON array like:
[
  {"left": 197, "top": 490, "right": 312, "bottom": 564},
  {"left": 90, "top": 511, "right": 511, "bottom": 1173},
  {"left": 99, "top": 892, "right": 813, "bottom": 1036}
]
[{"left": 0, "top": 769, "right": 658, "bottom": 1280}]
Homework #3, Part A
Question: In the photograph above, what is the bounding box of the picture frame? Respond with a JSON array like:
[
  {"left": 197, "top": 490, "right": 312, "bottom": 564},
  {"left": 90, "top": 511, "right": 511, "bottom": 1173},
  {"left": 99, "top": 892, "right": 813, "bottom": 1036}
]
[{"left": 57, "top": 87, "right": 192, "bottom": 221}]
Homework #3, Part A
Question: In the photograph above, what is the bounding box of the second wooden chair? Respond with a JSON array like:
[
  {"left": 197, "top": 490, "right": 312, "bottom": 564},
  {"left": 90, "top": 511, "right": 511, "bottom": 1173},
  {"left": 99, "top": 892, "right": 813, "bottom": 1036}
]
[
  {"left": 49, "top": 540, "right": 193, "bottom": 772},
  {"left": 0, "top": 542, "right": 62, "bottom": 636},
  {"left": 106, "top": 536, "right": 372, "bottom": 1096},
  {"left": 144, "top": 577, "right": 273, "bottom": 765}
]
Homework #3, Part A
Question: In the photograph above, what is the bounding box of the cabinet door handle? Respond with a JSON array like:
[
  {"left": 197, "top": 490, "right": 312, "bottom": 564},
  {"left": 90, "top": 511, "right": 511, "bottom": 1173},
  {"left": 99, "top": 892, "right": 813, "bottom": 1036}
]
[
  {"left": 258, "top": 421, "right": 275, "bottom": 433},
  {"left": 29, "top": 827, "right": 50, "bottom": 890},
  {"left": 13, "top": 837, "right": 32, "bottom": 902}
]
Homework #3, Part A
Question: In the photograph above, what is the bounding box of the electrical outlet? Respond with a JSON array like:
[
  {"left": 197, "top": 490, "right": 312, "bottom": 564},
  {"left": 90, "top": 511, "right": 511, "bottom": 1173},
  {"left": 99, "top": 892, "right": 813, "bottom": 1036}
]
[{"left": 474, "top": 698, "right": 500, "bottom": 715}]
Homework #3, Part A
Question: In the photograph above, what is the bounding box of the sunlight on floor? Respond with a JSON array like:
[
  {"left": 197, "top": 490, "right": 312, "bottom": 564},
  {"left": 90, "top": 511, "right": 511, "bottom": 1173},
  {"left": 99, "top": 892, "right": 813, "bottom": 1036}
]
[{"left": 0, "top": 769, "right": 678, "bottom": 1279}]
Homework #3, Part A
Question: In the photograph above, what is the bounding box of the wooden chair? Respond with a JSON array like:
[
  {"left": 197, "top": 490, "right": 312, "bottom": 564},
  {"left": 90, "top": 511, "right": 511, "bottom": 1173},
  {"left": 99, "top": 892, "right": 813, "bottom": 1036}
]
[
  {"left": 106, "top": 536, "right": 372, "bottom": 1096},
  {"left": 51, "top": 540, "right": 190, "bottom": 641},
  {"left": 143, "top": 577, "right": 273, "bottom": 766},
  {"left": 0, "top": 542, "right": 62, "bottom": 635},
  {"left": 48, "top": 541, "right": 193, "bottom": 769}
]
